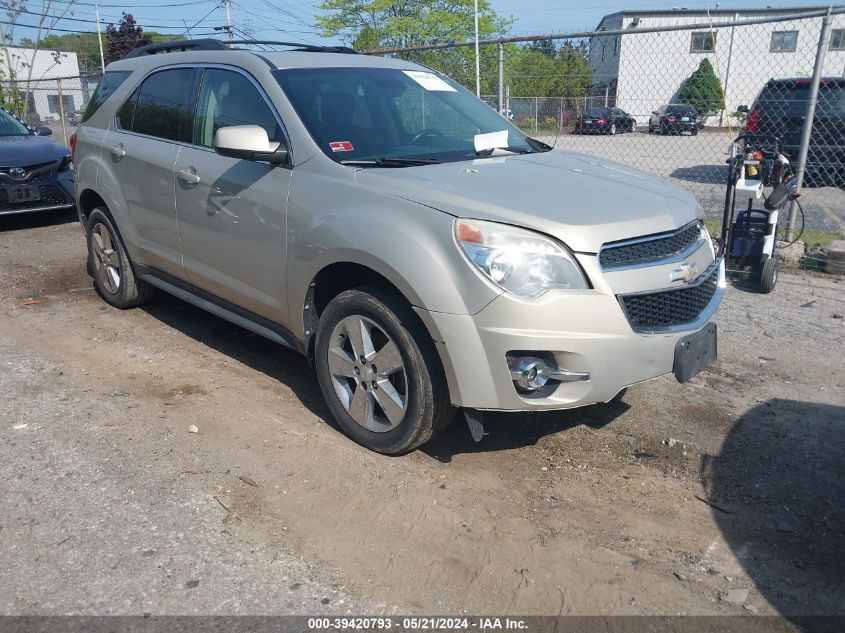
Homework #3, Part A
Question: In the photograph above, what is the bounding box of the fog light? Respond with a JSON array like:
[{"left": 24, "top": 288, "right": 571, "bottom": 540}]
[
  {"left": 508, "top": 353, "right": 591, "bottom": 394},
  {"left": 509, "top": 357, "right": 551, "bottom": 391}
]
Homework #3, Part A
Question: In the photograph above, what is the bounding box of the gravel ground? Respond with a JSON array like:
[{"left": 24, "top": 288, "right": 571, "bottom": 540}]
[{"left": 0, "top": 211, "right": 843, "bottom": 618}]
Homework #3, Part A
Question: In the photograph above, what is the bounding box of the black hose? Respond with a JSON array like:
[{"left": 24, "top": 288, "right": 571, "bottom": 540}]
[{"left": 776, "top": 198, "right": 805, "bottom": 247}]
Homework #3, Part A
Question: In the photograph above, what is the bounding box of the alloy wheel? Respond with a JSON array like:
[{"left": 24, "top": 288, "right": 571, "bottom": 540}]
[
  {"left": 327, "top": 315, "right": 408, "bottom": 432},
  {"left": 91, "top": 222, "right": 121, "bottom": 294}
]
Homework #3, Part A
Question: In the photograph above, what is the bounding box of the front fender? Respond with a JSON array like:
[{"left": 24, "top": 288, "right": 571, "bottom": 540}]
[{"left": 285, "top": 167, "right": 500, "bottom": 339}]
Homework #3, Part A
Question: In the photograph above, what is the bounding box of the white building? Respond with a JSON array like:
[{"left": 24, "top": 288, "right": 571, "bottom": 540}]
[
  {"left": 1, "top": 47, "right": 84, "bottom": 122},
  {"left": 589, "top": 7, "right": 845, "bottom": 125}
]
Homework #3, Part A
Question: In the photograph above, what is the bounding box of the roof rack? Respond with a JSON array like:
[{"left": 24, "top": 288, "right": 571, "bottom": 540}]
[
  {"left": 124, "top": 39, "right": 228, "bottom": 58},
  {"left": 123, "top": 38, "right": 358, "bottom": 59},
  {"left": 229, "top": 40, "right": 358, "bottom": 54}
]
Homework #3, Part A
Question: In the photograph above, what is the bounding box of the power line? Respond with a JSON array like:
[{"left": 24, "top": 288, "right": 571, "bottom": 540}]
[{"left": 5, "top": 8, "right": 225, "bottom": 31}]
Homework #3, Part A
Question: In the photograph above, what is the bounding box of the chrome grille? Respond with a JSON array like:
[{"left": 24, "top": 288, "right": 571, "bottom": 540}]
[
  {"left": 600, "top": 221, "right": 704, "bottom": 269},
  {"left": 619, "top": 260, "right": 720, "bottom": 331}
]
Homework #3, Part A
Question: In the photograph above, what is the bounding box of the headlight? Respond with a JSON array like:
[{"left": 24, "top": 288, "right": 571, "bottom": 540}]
[{"left": 455, "top": 219, "right": 588, "bottom": 297}]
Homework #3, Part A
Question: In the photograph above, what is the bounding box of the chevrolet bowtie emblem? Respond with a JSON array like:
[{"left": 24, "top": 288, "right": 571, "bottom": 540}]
[{"left": 670, "top": 262, "right": 698, "bottom": 283}]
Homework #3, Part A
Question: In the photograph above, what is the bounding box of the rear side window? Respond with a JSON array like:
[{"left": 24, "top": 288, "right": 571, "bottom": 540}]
[
  {"left": 80, "top": 71, "right": 130, "bottom": 124},
  {"left": 119, "top": 68, "right": 197, "bottom": 142}
]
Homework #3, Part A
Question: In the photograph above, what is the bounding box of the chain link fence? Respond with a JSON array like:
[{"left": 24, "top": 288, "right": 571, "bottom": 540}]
[
  {"left": 0, "top": 71, "right": 103, "bottom": 146},
  {"left": 376, "top": 8, "right": 845, "bottom": 236}
]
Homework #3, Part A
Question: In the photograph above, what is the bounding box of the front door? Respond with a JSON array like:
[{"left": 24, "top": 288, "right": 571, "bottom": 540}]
[{"left": 175, "top": 67, "right": 292, "bottom": 324}]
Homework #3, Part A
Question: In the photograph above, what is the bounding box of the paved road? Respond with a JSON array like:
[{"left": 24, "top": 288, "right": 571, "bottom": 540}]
[{"left": 539, "top": 129, "right": 845, "bottom": 234}]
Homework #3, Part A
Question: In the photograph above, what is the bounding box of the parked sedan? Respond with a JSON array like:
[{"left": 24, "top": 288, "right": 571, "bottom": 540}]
[
  {"left": 649, "top": 104, "right": 701, "bottom": 135},
  {"left": 0, "top": 107, "right": 75, "bottom": 216},
  {"left": 575, "top": 107, "right": 637, "bottom": 135}
]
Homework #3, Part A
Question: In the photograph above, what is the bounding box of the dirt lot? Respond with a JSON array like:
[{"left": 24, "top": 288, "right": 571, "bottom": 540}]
[{"left": 1, "top": 211, "right": 843, "bottom": 618}]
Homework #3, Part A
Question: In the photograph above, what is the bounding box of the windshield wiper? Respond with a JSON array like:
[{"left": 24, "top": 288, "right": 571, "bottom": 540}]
[
  {"left": 340, "top": 156, "right": 443, "bottom": 167},
  {"left": 474, "top": 146, "right": 531, "bottom": 157}
]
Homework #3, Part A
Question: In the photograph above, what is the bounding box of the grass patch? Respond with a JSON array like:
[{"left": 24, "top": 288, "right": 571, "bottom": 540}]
[{"left": 703, "top": 217, "right": 843, "bottom": 247}]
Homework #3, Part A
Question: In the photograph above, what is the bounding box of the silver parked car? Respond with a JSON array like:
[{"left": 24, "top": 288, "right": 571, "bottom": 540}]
[{"left": 72, "top": 40, "right": 724, "bottom": 454}]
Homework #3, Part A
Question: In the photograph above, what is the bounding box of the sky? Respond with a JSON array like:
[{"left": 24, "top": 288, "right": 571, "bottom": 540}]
[{"left": 6, "top": 0, "right": 841, "bottom": 48}]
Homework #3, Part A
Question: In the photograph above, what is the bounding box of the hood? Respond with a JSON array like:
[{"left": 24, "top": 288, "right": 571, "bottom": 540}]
[
  {"left": 0, "top": 135, "right": 70, "bottom": 168},
  {"left": 355, "top": 150, "right": 701, "bottom": 253}
]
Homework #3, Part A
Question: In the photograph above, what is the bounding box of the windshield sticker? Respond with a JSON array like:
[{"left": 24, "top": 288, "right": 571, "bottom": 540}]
[
  {"left": 403, "top": 70, "right": 457, "bottom": 92},
  {"left": 329, "top": 141, "right": 354, "bottom": 152}
]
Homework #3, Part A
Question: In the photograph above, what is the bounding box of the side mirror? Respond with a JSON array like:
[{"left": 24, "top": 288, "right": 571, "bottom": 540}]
[
  {"left": 736, "top": 105, "right": 749, "bottom": 113},
  {"left": 34, "top": 126, "right": 53, "bottom": 136},
  {"left": 214, "top": 125, "right": 288, "bottom": 165},
  {"left": 651, "top": 110, "right": 659, "bottom": 115}
]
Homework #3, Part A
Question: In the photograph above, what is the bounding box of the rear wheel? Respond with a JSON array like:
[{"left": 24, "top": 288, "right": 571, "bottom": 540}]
[
  {"left": 609, "top": 123, "right": 617, "bottom": 135},
  {"left": 661, "top": 123, "right": 668, "bottom": 135},
  {"left": 629, "top": 120, "right": 637, "bottom": 133},
  {"left": 314, "top": 286, "right": 454, "bottom": 454},
  {"left": 759, "top": 256, "right": 778, "bottom": 294},
  {"left": 86, "top": 207, "right": 154, "bottom": 308}
]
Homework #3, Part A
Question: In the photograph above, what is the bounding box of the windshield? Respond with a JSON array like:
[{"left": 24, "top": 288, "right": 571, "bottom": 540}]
[
  {"left": 0, "top": 108, "right": 31, "bottom": 136},
  {"left": 273, "top": 66, "right": 539, "bottom": 164}
]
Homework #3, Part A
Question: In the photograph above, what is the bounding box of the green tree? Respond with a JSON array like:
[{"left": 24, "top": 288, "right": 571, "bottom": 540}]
[
  {"left": 317, "top": 0, "right": 511, "bottom": 52},
  {"left": 506, "top": 44, "right": 591, "bottom": 98},
  {"left": 677, "top": 58, "right": 723, "bottom": 115}
]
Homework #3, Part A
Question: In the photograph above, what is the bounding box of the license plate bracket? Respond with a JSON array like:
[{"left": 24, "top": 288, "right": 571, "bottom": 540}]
[
  {"left": 673, "top": 323, "right": 717, "bottom": 383},
  {"left": 8, "top": 184, "right": 41, "bottom": 204}
]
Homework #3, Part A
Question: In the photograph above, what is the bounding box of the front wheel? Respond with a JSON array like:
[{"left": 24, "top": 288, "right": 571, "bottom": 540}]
[
  {"left": 314, "top": 287, "right": 454, "bottom": 454},
  {"left": 759, "top": 256, "right": 778, "bottom": 294}
]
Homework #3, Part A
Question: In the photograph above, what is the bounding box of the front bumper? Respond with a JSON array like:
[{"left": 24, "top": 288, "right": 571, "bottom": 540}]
[
  {"left": 417, "top": 260, "right": 725, "bottom": 411},
  {"left": 0, "top": 169, "right": 75, "bottom": 216}
]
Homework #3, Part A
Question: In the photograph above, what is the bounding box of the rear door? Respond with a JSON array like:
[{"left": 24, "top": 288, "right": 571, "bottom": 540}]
[
  {"left": 174, "top": 66, "right": 292, "bottom": 323},
  {"left": 102, "top": 67, "right": 199, "bottom": 278}
]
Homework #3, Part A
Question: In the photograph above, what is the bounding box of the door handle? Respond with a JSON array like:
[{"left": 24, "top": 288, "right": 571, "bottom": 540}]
[
  {"left": 109, "top": 144, "right": 126, "bottom": 158},
  {"left": 177, "top": 168, "right": 201, "bottom": 185}
]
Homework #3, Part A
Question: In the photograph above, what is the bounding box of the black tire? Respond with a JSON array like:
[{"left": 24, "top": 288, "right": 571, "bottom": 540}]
[
  {"left": 314, "top": 286, "right": 454, "bottom": 454},
  {"left": 691, "top": 128, "right": 699, "bottom": 136},
  {"left": 661, "top": 123, "right": 668, "bottom": 135},
  {"left": 759, "top": 256, "right": 778, "bottom": 294},
  {"left": 609, "top": 123, "right": 617, "bottom": 135},
  {"left": 86, "top": 207, "right": 155, "bottom": 308}
]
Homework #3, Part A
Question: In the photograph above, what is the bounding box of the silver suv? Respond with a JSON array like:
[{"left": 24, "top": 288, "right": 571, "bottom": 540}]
[{"left": 73, "top": 40, "right": 723, "bottom": 454}]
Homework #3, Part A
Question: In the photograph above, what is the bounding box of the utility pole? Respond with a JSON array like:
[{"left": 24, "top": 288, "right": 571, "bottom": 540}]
[
  {"left": 786, "top": 6, "right": 833, "bottom": 241},
  {"left": 224, "top": 0, "right": 234, "bottom": 42},
  {"left": 95, "top": 4, "right": 105, "bottom": 73},
  {"left": 474, "top": 0, "right": 480, "bottom": 97}
]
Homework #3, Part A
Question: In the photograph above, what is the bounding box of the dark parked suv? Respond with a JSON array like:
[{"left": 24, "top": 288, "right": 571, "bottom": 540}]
[{"left": 741, "top": 77, "right": 845, "bottom": 185}]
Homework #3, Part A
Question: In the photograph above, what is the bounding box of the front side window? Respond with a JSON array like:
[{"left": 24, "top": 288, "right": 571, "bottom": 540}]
[
  {"left": 0, "top": 108, "right": 31, "bottom": 136},
  {"left": 771, "top": 31, "right": 798, "bottom": 53},
  {"left": 119, "top": 68, "right": 196, "bottom": 142},
  {"left": 691, "top": 31, "right": 716, "bottom": 52},
  {"left": 193, "top": 68, "right": 283, "bottom": 148},
  {"left": 831, "top": 29, "right": 845, "bottom": 51},
  {"left": 274, "top": 67, "right": 536, "bottom": 164}
]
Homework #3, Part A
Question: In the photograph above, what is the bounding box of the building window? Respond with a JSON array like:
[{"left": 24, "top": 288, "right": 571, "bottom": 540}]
[
  {"left": 771, "top": 30, "right": 798, "bottom": 52},
  {"left": 690, "top": 31, "right": 716, "bottom": 52},
  {"left": 831, "top": 29, "right": 845, "bottom": 51},
  {"left": 614, "top": 36, "right": 620, "bottom": 56},
  {"left": 47, "top": 94, "right": 75, "bottom": 114}
]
